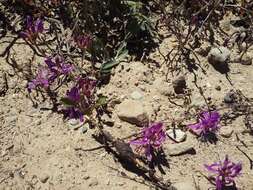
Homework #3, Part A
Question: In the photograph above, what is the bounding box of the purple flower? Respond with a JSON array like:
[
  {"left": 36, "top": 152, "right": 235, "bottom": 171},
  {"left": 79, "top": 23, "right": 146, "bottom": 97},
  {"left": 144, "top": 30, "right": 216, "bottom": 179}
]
[
  {"left": 188, "top": 111, "right": 220, "bottom": 137},
  {"left": 45, "top": 55, "right": 73, "bottom": 75},
  {"left": 76, "top": 77, "right": 96, "bottom": 97},
  {"left": 28, "top": 56, "right": 73, "bottom": 91},
  {"left": 205, "top": 155, "right": 242, "bottom": 190},
  {"left": 28, "top": 68, "right": 52, "bottom": 91},
  {"left": 130, "top": 122, "right": 166, "bottom": 161},
  {"left": 62, "top": 77, "right": 96, "bottom": 122},
  {"left": 20, "top": 16, "right": 44, "bottom": 42},
  {"left": 63, "top": 107, "right": 84, "bottom": 122},
  {"left": 66, "top": 87, "right": 80, "bottom": 102},
  {"left": 75, "top": 35, "right": 92, "bottom": 50}
]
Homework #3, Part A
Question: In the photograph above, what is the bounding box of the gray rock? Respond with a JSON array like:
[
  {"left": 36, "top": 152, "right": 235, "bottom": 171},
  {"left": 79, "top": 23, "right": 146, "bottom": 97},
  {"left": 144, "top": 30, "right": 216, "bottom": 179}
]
[
  {"left": 172, "top": 76, "right": 186, "bottom": 94},
  {"left": 208, "top": 46, "right": 230, "bottom": 65},
  {"left": 39, "top": 174, "right": 49, "bottom": 183},
  {"left": 241, "top": 55, "right": 252, "bottom": 65},
  {"left": 83, "top": 175, "right": 90, "bottom": 180},
  {"left": 117, "top": 99, "right": 149, "bottom": 126},
  {"left": 220, "top": 127, "right": 234, "bottom": 138},
  {"left": 173, "top": 181, "right": 196, "bottom": 190},
  {"left": 130, "top": 91, "right": 143, "bottom": 100},
  {"left": 80, "top": 123, "right": 89, "bottom": 134},
  {"left": 164, "top": 141, "right": 195, "bottom": 156},
  {"left": 101, "top": 114, "right": 114, "bottom": 126},
  {"left": 89, "top": 178, "right": 98, "bottom": 186},
  {"left": 215, "top": 85, "right": 221, "bottom": 91},
  {"left": 224, "top": 90, "right": 236, "bottom": 104},
  {"left": 167, "top": 129, "right": 186, "bottom": 143}
]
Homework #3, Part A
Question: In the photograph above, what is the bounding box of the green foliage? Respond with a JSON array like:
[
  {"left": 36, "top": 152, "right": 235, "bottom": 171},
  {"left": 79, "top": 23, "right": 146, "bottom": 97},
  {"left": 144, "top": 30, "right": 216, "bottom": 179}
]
[{"left": 100, "top": 42, "right": 128, "bottom": 74}]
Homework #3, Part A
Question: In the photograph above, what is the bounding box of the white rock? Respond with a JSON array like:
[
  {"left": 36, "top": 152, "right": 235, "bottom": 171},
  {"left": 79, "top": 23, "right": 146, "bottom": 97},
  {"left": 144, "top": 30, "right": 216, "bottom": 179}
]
[
  {"left": 117, "top": 99, "right": 149, "bottom": 126},
  {"left": 167, "top": 129, "right": 186, "bottom": 142},
  {"left": 173, "top": 181, "right": 196, "bottom": 190},
  {"left": 130, "top": 91, "right": 143, "bottom": 100},
  {"left": 208, "top": 46, "right": 230, "bottom": 65},
  {"left": 68, "top": 119, "right": 79, "bottom": 126}
]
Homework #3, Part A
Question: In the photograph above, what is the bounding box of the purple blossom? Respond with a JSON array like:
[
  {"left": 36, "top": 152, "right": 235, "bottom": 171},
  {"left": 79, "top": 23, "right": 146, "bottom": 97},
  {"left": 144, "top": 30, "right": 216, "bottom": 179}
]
[
  {"left": 205, "top": 155, "right": 242, "bottom": 190},
  {"left": 75, "top": 35, "right": 92, "bottom": 50},
  {"left": 130, "top": 122, "right": 166, "bottom": 161},
  {"left": 45, "top": 55, "right": 73, "bottom": 75},
  {"left": 28, "top": 55, "right": 73, "bottom": 91},
  {"left": 188, "top": 111, "right": 220, "bottom": 137},
  {"left": 20, "top": 16, "right": 44, "bottom": 42},
  {"left": 66, "top": 87, "right": 80, "bottom": 102},
  {"left": 62, "top": 77, "right": 96, "bottom": 121},
  {"left": 28, "top": 68, "right": 53, "bottom": 91},
  {"left": 76, "top": 77, "right": 96, "bottom": 97},
  {"left": 63, "top": 107, "right": 84, "bottom": 122}
]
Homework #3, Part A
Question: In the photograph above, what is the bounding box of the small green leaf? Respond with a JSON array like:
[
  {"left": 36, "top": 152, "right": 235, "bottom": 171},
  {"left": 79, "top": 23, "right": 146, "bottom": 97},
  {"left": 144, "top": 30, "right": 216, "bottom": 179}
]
[
  {"left": 96, "top": 95, "right": 107, "bottom": 107},
  {"left": 60, "top": 97, "right": 76, "bottom": 107}
]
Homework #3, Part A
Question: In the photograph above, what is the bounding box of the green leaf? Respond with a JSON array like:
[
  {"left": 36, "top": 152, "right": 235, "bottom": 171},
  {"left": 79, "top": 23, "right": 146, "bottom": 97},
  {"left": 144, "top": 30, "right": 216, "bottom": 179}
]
[
  {"left": 100, "top": 42, "right": 128, "bottom": 74},
  {"left": 60, "top": 97, "right": 76, "bottom": 107},
  {"left": 96, "top": 95, "right": 107, "bottom": 107}
]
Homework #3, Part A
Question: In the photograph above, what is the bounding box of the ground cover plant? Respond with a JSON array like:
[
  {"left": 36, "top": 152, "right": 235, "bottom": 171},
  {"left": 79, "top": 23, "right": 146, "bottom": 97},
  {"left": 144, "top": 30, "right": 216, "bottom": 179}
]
[{"left": 0, "top": 0, "right": 253, "bottom": 190}]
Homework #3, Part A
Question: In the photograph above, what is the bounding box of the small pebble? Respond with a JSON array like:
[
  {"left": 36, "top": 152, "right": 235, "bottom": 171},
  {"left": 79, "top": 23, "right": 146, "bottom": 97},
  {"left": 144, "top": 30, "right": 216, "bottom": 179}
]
[
  {"left": 39, "top": 174, "right": 49, "bottom": 183},
  {"left": 89, "top": 179, "right": 98, "bottom": 187},
  {"left": 172, "top": 76, "right": 187, "bottom": 94},
  {"left": 215, "top": 85, "right": 221, "bottom": 91},
  {"left": 240, "top": 42, "right": 247, "bottom": 51},
  {"left": 224, "top": 90, "right": 236, "bottom": 104},
  {"left": 83, "top": 175, "right": 90, "bottom": 180},
  {"left": 80, "top": 123, "right": 89, "bottom": 134},
  {"left": 130, "top": 91, "right": 143, "bottom": 100}
]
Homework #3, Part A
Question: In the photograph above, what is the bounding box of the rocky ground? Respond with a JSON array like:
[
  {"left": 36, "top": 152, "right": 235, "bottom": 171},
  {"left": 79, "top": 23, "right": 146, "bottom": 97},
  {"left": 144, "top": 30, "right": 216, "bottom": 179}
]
[{"left": 1, "top": 20, "right": 253, "bottom": 190}]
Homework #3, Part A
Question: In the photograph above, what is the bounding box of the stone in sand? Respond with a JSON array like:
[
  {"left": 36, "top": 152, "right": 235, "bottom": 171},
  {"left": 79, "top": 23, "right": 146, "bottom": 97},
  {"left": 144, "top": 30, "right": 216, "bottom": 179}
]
[{"left": 117, "top": 99, "right": 149, "bottom": 126}]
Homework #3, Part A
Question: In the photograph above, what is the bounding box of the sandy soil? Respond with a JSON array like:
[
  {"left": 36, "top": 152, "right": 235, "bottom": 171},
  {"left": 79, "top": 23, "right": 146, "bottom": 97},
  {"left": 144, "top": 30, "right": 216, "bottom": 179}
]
[{"left": 1, "top": 22, "right": 253, "bottom": 190}]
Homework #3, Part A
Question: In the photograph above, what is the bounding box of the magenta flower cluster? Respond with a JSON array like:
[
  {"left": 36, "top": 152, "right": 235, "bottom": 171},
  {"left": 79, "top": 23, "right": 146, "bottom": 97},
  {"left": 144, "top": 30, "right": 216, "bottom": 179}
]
[
  {"left": 20, "top": 16, "right": 44, "bottom": 42},
  {"left": 28, "top": 55, "right": 73, "bottom": 91},
  {"left": 188, "top": 111, "right": 220, "bottom": 137},
  {"left": 130, "top": 122, "right": 166, "bottom": 161},
  {"left": 62, "top": 77, "right": 96, "bottom": 121},
  {"left": 205, "top": 155, "right": 242, "bottom": 190}
]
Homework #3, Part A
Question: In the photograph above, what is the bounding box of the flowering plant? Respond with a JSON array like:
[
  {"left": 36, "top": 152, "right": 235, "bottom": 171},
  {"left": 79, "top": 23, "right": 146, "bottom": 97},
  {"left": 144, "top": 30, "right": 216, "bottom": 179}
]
[
  {"left": 28, "top": 55, "right": 73, "bottom": 91},
  {"left": 20, "top": 16, "right": 44, "bottom": 42},
  {"left": 130, "top": 122, "right": 166, "bottom": 161},
  {"left": 205, "top": 155, "right": 242, "bottom": 190},
  {"left": 188, "top": 111, "right": 221, "bottom": 139},
  {"left": 62, "top": 77, "right": 96, "bottom": 121}
]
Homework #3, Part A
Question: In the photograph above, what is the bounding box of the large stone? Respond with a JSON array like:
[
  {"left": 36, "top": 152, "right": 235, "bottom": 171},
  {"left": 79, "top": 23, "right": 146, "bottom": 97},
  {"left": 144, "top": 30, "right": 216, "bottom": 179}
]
[
  {"left": 164, "top": 141, "right": 195, "bottom": 156},
  {"left": 153, "top": 78, "right": 173, "bottom": 96},
  {"left": 208, "top": 46, "right": 230, "bottom": 65},
  {"left": 173, "top": 181, "right": 196, "bottom": 190},
  {"left": 117, "top": 99, "right": 149, "bottom": 126}
]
